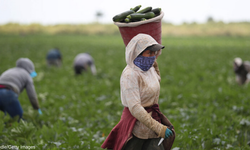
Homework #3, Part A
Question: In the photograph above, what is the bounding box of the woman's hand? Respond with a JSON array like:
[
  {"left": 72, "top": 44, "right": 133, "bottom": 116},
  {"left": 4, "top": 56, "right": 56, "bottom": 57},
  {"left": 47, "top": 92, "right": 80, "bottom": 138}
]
[{"left": 165, "top": 128, "right": 173, "bottom": 138}]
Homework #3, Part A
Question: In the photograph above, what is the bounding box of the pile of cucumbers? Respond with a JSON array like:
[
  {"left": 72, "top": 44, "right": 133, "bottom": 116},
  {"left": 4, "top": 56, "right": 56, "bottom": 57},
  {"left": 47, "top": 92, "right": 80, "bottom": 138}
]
[{"left": 112, "top": 5, "right": 161, "bottom": 23}]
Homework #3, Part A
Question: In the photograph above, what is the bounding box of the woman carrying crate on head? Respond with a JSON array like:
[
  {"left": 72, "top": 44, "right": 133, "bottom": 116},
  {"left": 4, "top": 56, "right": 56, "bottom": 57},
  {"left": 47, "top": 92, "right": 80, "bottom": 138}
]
[{"left": 101, "top": 34, "right": 175, "bottom": 150}]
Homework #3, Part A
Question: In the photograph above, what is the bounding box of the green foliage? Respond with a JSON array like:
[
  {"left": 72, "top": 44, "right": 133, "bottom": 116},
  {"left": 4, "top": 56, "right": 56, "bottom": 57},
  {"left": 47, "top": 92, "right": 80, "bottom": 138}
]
[{"left": 0, "top": 35, "right": 250, "bottom": 149}]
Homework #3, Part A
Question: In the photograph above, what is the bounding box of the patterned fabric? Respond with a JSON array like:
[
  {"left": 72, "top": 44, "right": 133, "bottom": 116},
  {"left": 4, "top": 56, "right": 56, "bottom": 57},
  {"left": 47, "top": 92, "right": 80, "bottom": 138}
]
[
  {"left": 133, "top": 55, "right": 156, "bottom": 71},
  {"left": 125, "top": 34, "right": 160, "bottom": 69}
]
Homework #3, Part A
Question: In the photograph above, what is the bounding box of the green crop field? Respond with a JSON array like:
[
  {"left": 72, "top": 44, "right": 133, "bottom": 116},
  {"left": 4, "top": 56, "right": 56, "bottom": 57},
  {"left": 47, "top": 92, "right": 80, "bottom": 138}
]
[{"left": 0, "top": 34, "right": 250, "bottom": 150}]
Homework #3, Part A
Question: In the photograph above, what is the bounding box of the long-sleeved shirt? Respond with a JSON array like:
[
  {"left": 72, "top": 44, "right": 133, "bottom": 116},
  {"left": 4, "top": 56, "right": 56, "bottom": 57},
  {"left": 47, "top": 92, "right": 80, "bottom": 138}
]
[
  {"left": 120, "top": 33, "right": 166, "bottom": 139},
  {"left": 0, "top": 58, "right": 39, "bottom": 109}
]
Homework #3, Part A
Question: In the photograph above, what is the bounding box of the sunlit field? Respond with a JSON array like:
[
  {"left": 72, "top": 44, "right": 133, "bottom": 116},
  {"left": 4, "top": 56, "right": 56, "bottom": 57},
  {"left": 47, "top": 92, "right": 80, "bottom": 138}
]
[{"left": 0, "top": 34, "right": 250, "bottom": 149}]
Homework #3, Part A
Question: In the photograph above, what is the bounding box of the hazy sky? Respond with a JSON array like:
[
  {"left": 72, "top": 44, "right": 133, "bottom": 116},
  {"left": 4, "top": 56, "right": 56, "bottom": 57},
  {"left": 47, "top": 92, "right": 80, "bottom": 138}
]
[{"left": 0, "top": 0, "right": 250, "bottom": 25}]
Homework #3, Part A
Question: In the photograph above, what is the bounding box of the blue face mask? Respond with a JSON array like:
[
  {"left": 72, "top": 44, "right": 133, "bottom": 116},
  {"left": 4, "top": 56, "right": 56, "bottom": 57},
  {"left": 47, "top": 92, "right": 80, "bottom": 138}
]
[
  {"left": 133, "top": 55, "right": 156, "bottom": 71},
  {"left": 30, "top": 71, "right": 37, "bottom": 78}
]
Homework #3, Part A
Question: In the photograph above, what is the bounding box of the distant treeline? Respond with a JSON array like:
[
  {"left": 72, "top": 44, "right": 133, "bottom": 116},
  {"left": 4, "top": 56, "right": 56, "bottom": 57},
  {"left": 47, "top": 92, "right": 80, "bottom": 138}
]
[{"left": 0, "top": 21, "right": 250, "bottom": 36}]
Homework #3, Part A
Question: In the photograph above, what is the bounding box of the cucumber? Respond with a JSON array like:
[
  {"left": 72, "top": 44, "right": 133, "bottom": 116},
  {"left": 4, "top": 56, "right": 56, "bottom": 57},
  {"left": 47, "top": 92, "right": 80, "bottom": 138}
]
[
  {"left": 127, "top": 12, "right": 155, "bottom": 21},
  {"left": 125, "top": 17, "right": 145, "bottom": 23},
  {"left": 124, "top": 18, "right": 130, "bottom": 23},
  {"left": 137, "top": 6, "right": 152, "bottom": 13},
  {"left": 130, "top": 5, "right": 142, "bottom": 12},
  {"left": 150, "top": 8, "right": 161, "bottom": 15},
  {"left": 112, "top": 10, "right": 135, "bottom": 22}
]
